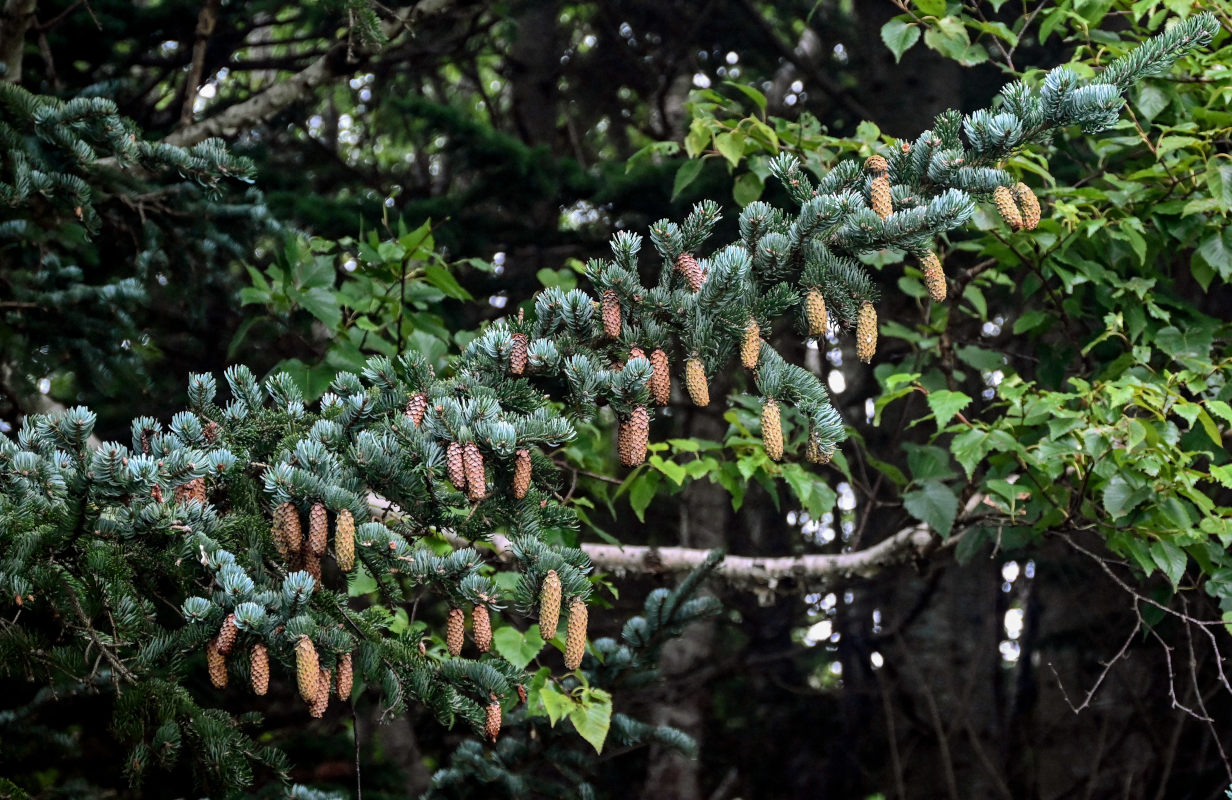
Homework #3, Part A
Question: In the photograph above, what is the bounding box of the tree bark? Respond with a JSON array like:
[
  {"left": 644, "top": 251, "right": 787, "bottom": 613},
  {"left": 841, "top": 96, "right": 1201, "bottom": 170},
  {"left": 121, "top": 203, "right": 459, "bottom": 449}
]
[{"left": 0, "top": 0, "right": 37, "bottom": 83}]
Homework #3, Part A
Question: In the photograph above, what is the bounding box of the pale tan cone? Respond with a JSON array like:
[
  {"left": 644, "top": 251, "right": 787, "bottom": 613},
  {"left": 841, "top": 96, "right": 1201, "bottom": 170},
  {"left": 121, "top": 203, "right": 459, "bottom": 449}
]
[
  {"left": 648, "top": 349, "right": 671, "bottom": 406},
  {"left": 512, "top": 449, "right": 532, "bottom": 499},
  {"left": 856, "top": 301, "right": 878, "bottom": 364},
  {"left": 307, "top": 502, "right": 327, "bottom": 556},
  {"left": 446, "top": 607, "right": 465, "bottom": 656},
  {"left": 446, "top": 442, "right": 466, "bottom": 490},
  {"left": 684, "top": 358, "right": 709, "bottom": 407},
  {"left": 563, "top": 596, "right": 588, "bottom": 670},
  {"left": 335, "top": 508, "right": 356, "bottom": 572},
  {"left": 295, "top": 636, "right": 320, "bottom": 703},
  {"left": 309, "top": 668, "right": 330, "bottom": 718},
  {"left": 993, "top": 185, "right": 1024, "bottom": 231},
  {"left": 1013, "top": 182, "right": 1041, "bottom": 230},
  {"left": 207, "top": 638, "right": 227, "bottom": 688},
  {"left": 761, "top": 399, "right": 783, "bottom": 462},
  {"left": 336, "top": 651, "right": 353, "bottom": 701},
  {"left": 740, "top": 319, "right": 761, "bottom": 370},
  {"left": 485, "top": 699, "right": 502, "bottom": 742},
  {"left": 539, "top": 570, "right": 562, "bottom": 640},
  {"left": 921, "top": 251, "right": 947, "bottom": 303},
  {"left": 250, "top": 643, "right": 269, "bottom": 696},
  {"left": 804, "top": 289, "right": 827, "bottom": 336},
  {"left": 472, "top": 605, "right": 492, "bottom": 653},
  {"left": 870, "top": 175, "right": 893, "bottom": 220}
]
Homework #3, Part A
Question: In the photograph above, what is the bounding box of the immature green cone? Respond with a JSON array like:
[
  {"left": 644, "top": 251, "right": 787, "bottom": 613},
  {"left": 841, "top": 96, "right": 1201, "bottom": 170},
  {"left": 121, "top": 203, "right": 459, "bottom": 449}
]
[
  {"left": 675, "top": 252, "right": 704, "bottom": 292},
  {"left": 1013, "top": 182, "right": 1041, "bottom": 230},
  {"left": 405, "top": 393, "right": 428, "bottom": 426},
  {"left": 446, "top": 442, "right": 467, "bottom": 491},
  {"left": 539, "top": 570, "right": 562, "bottom": 640},
  {"left": 740, "top": 318, "right": 761, "bottom": 370},
  {"left": 335, "top": 508, "right": 355, "bottom": 572},
  {"left": 864, "top": 154, "right": 889, "bottom": 174},
  {"left": 463, "top": 442, "right": 486, "bottom": 501},
  {"left": 856, "top": 301, "right": 878, "bottom": 364},
  {"left": 563, "top": 597, "right": 588, "bottom": 671},
  {"left": 308, "top": 668, "right": 330, "bottom": 718},
  {"left": 921, "top": 251, "right": 947, "bottom": 302},
  {"left": 512, "top": 449, "right": 532, "bottom": 499},
  {"left": 601, "top": 289, "right": 622, "bottom": 338},
  {"left": 446, "top": 607, "right": 465, "bottom": 656},
  {"left": 648, "top": 349, "right": 671, "bottom": 406},
  {"left": 473, "top": 604, "right": 492, "bottom": 653},
  {"left": 993, "top": 185, "right": 1024, "bottom": 231},
  {"left": 684, "top": 357, "right": 709, "bottom": 407},
  {"left": 509, "top": 332, "right": 529, "bottom": 375},
  {"left": 761, "top": 399, "right": 783, "bottom": 462},
  {"left": 870, "top": 174, "right": 893, "bottom": 220},
  {"left": 215, "top": 613, "right": 238, "bottom": 655},
  {"left": 485, "top": 698, "right": 502, "bottom": 742},
  {"left": 250, "top": 643, "right": 269, "bottom": 696},
  {"left": 206, "top": 638, "right": 227, "bottom": 688},
  {"left": 295, "top": 636, "right": 320, "bottom": 704},
  {"left": 618, "top": 406, "right": 650, "bottom": 468},
  {"left": 336, "top": 651, "right": 353, "bottom": 701},
  {"left": 804, "top": 288, "right": 827, "bottom": 336},
  {"left": 308, "top": 502, "right": 327, "bottom": 556}
]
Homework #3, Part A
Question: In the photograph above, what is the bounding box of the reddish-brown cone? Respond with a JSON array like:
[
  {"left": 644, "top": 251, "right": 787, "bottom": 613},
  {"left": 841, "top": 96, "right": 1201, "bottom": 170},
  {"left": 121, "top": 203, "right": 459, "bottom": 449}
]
[
  {"left": 215, "top": 613, "right": 238, "bottom": 655},
  {"left": 601, "top": 289, "right": 622, "bottom": 338},
  {"left": 513, "top": 449, "right": 532, "bottom": 499},
  {"left": 485, "top": 699, "right": 502, "bottom": 742},
  {"left": 308, "top": 668, "right": 330, "bottom": 718},
  {"left": 336, "top": 651, "right": 353, "bottom": 701},
  {"left": 207, "top": 638, "right": 227, "bottom": 688},
  {"left": 509, "top": 333, "right": 529, "bottom": 375},
  {"left": 307, "top": 502, "right": 328, "bottom": 556},
  {"left": 674, "top": 252, "right": 704, "bottom": 292},
  {"left": 618, "top": 406, "right": 650, "bottom": 468},
  {"left": 446, "top": 442, "right": 467, "bottom": 491},
  {"left": 463, "top": 442, "right": 486, "bottom": 501},
  {"left": 648, "top": 349, "right": 671, "bottom": 406},
  {"left": 473, "top": 605, "right": 492, "bottom": 653},
  {"left": 446, "top": 607, "right": 465, "bottom": 656},
  {"left": 406, "top": 393, "right": 428, "bottom": 426}
]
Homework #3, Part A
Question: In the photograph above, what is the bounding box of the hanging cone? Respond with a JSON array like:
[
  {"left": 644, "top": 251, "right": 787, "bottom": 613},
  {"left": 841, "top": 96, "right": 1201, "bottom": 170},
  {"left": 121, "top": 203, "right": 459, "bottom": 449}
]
[
  {"left": 563, "top": 597, "right": 588, "bottom": 671},
  {"left": 618, "top": 406, "right": 650, "bottom": 468},
  {"left": 992, "top": 186, "right": 1024, "bottom": 231},
  {"left": 446, "top": 442, "right": 467, "bottom": 491},
  {"left": 336, "top": 651, "right": 353, "bottom": 701},
  {"left": 806, "top": 435, "right": 834, "bottom": 465},
  {"left": 539, "top": 570, "right": 562, "bottom": 640},
  {"left": 761, "top": 399, "right": 783, "bottom": 462},
  {"left": 740, "top": 318, "right": 761, "bottom": 370},
  {"left": 648, "top": 349, "right": 671, "bottom": 406},
  {"left": 870, "top": 174, "right": 893, "bottom": 220},
  {"left": 473, "top": 605, "right": 492, "bottom": 653},
  {"left": 510, "top": 332, "right": 529, "bottom": 375},
  {"left": 307, "top": 502, "right": 328, "bottom": 556},
  {"left": 1013, "top": 182, "right": 1041, "bottom": 230},
  {"left": 485, "top": 699, "right": 502, "bottom": 742},
  {"left": 250, "top": 643, "right": 269, "bottom": 696},
  {"left": 274, "top": 502, "right": 301, "bottom": 560},
  {"left": 684, "top": 358, "right": 709, "bottom": 407},
  {"left": 335, "top": 508, "right": 355, "bottom": 572},
  {"left": 512, "top": 449, "right": 532, "bottom": 499},
  {"left": 215, "top": 613, "right": 238, "bottom": 655},
  {"left": 864, "top": 154, "right": 889, "bottom": 174},
  {"left": 921, "top": 251, "right": 947, "bottom": 302},
  {"left": 674, "top": 252, "right": 704, "bottom": 292},
  {"left": 207, "top": 638, "right": 227, "bottom": 689},
  {"left": 308, "top": 668, "right": 330, "bottom": 718},
  {"left": 805, "top": 288, "right": 827, "bottom": 336},
  {"left": 856, "top": 301, "right": 878, "bottom": 364},
  {"left": 405, "top": 393, "right": 428, "bottom": 426},
  {"left": 295, "top": 636, "right": 320, "bottom": 703},
  {"left": 446, "top": 607, "right": 465, "bottom": 656},
  {"left": 302, "top": 549, "right": 322, "bottom": 584},
  {"left": 601, "top": 289, "right": 622, "bottom": 338},
  {"left": 463, "top": 442, "right": 486, "bottom": 501}
]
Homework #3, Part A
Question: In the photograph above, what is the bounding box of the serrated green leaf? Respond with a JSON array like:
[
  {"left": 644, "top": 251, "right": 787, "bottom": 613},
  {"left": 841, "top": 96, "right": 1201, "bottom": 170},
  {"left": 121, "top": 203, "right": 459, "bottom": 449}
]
[
  {"left": 926, "top": 390, "right": 972, "bottom": 431},
  {"left": 880, "top": 19, "right": 921, "bottom": 63},
  {"left": 902, "top": 480, "right": 958, "bottom": 537},
  {"left": 492, "top": 625, "right": 545, "bottom": 671},
  {"left": 1150, "top": 540, "right": 1187, "bottom": 589},
  {"left": 569, "top": 687, "right": 612, "bottom": 754}
]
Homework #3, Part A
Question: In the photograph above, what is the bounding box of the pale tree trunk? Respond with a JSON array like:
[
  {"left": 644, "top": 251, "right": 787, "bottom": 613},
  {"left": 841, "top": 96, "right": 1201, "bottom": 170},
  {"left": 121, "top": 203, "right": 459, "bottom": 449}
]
[{"left": 0, "top": 0, "right": 37, "bottom": 83}]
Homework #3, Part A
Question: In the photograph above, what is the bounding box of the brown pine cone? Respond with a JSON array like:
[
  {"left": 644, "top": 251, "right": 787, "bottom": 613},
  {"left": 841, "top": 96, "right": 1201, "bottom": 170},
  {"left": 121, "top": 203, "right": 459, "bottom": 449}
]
[
  {"left": 740, "top": 319, "right": 761, "bottom": 370},
  {"left": 601, "top": 289, "right": 622, "bottom": 339},
  {"left": 250, "top": 643, "right": 269, "bottom": 696},
  {"left": 273, "top": 502, "right": 300, "bottom": 560},
  {"left": 446, "top": 607, "right": 465, "bottom": 656},
  {"left": 295, "top": 636, "right": 320, "bottom": 703},
  {"left": 405, "top": 393, "right": 428, "bottom": 426},
  {"left": 674, "top": 252, "right": 704, "bottom": 292},
  {"left": 302, "top": 549, "right": 322, "bottom": 584},
  {"left": 206, "top": 638, "right": 227, "bottom": 689},
  {"left": 993, "top": 185, "right": 1024, "bottom": 231},
  {"left": 473, "top": 604, "right": 492, "bottom": 653},
  {"left": 865, "top": 154, "right": 889, "bottom": 174},
  {"left": 539, "top": 570, "right": 562, "bottom": 640},
  {"left": 761, "top": 399, "right": 783, "bottom": 462},
  {"left": 463, "top": 442, "right": 486, "bottom": 501},
  {"left": 870, "top": 175, "right": 893, "bottom": 220},
  {"left": 485, "top": 699, "right": 502, "bottom": 742},
  {"left": 563, "top": 597, "right": 588, "bottom": 671},
  {"left": 618, "top": 406, "right": 650, "bottom": 468},
  {"left": 920, "top": 251, "right": 947, "bottom": 303},
  {"left": 806, "top": 435, "right": 834, "bottom": 465},
  {"left": 308, "top": 502, "right": 328, "bottom": 556},
  {"left": 446, "top": 442, "right": 467, "bottom": 491},
  {"left": 512, "top": 449, "right": 532, "bottom": 499},
  {"left": 215, "top": 613, "right": 238, "bottom": 655},
  {"left": 1013, "top": 182, "right": 1041, "bottom": 230},
  {"left": 684, "top": 358, "right": 709, "bottom": 407},
  {"left": 336, "top": 651, "right": 353, "bottom": 701},
  {"left": 308, "top": 668, "right": 330, "bottom": 718},
  {"left": 804, "top": 288, "right": 827, "bottom": 336},
  {"left": 648, "top": 349, "right": 671, "bottom": 406},
  {"left": 856, "top": 301, "right": 878, "bottom": 364},
  {"left": 335, "top": 508, "right": 356, "bottom": 572},
  {"left": 510, "top": 332, "right": 529, "bottom": 376}
]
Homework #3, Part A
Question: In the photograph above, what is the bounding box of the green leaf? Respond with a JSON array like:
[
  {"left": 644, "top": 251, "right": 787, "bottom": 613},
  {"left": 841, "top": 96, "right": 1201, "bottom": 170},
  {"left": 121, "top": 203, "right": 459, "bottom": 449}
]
[
  {"left": 880, "top": 19, "right": 921, "bottom": 63},
  {"left": 732, "top": 172, "right": 764, "bottom": 206},
  {"left": 1150, "top": 540, "right": 1187, "bottom": 589},
  {"left": 714, "top": 132, "right": 745, "bottom": 167},
  {"left": 423, "top": 265, "right": 473, "bottom": 301},
  {"left": 913, "top": 0, "right": 945, "bottom": 15},
  {"left": 568, "top": 687, "right": 612, "bottom": 754},
  {"left": 1103, "top": 474, "right": 1146, "bottom": 518},
  {"left": 298, "top": 286, "right": 343, "bottom": 329},
  {"left": 539, "top": 683, "right": 574, "bottom": 727},
  {"left": 902, "top": 480, "right": 958, "bottom": 537},
  {"left": 628, "top": 470, "right": 662, "bottom": 522},
  {"left": 926, "top": 390, "right": 972, "bottom": 431},
  {"left": 672, "top": 159, "right": 705, "bottom": 200},
  {"left": 906, "top": 443, "right": 955, "bottom": 481},
  {"left": 723, "top": 81, "right": 767, "bottom": 113},
  {"left": 950, "top": 427, "right": 990, "bottom": 479},
  {"left": 492, "top": 625, "right": 545, "bottom": 670}
]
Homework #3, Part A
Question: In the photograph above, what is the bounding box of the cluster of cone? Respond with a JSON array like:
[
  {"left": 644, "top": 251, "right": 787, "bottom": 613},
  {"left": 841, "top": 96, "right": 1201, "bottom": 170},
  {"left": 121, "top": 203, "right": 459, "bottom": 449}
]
[
  {"left": 270, "top": 501, "right": 356, "bottom": 582},
  {"left": 538, "top": 570, "right": 588, "bottom": 671}
]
